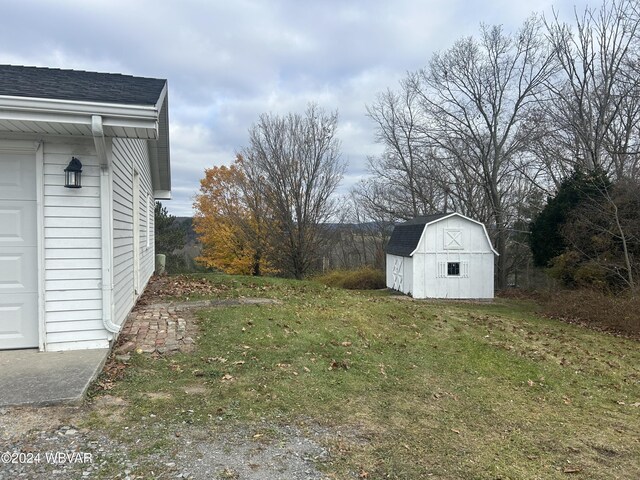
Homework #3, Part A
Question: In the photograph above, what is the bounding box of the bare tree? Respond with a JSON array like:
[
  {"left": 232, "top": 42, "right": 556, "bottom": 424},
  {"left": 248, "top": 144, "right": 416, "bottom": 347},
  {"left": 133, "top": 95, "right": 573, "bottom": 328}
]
[
  {"left": 414, "top": 17, "right": 558, "bottom": 288},
  {"left": 241, "top": 104, "right": 345, "bottom": 278},
  {"left": 542, "top": 0, "right": 640, "bottom": 179},
  {"left": 366, "top": 84, "right": 446, "bottom": 218}
]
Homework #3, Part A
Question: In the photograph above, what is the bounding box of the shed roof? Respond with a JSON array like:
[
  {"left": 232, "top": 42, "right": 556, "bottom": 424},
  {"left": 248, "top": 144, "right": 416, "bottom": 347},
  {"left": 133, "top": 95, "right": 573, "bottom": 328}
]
[
  {"left": 0, "top": 65, "right": 166, "bottom": 106},
  {"left": 385, "top": 213, "right": 450, "bottom": 256}
]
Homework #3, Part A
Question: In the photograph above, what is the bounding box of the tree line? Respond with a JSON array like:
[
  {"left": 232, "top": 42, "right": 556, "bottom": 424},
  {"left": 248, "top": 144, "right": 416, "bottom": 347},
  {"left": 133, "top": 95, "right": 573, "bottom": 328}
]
[{"left": 194, "top": 0, "right": 640, "bottom": 293}]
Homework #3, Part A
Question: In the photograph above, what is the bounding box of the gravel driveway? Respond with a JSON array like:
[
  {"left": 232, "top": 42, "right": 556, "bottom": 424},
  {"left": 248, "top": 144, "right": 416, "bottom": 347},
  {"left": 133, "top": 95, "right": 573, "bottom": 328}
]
[{"left": 0, "top": 403, "right": 331, "bottom": 479}]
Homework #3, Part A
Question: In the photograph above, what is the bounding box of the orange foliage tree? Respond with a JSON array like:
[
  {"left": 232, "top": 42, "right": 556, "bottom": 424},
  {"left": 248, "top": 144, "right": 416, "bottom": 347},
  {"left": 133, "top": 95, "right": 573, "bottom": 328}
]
[{"left": 193, "top": 156, "right": 274, "bottom": 275}]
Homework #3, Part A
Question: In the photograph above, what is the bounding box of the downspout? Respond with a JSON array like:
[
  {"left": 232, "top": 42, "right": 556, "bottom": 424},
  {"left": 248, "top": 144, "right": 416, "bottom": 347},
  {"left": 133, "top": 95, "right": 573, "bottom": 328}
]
[{"left": 92, "top": 115, "right": 119, "bottom": 335}]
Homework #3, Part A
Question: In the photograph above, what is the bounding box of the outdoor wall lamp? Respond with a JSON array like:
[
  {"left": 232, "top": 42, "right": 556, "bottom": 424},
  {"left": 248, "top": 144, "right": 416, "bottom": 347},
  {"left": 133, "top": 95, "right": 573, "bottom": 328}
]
[{"left": 64, "top": 157, "right": 83, "bottom": 188}]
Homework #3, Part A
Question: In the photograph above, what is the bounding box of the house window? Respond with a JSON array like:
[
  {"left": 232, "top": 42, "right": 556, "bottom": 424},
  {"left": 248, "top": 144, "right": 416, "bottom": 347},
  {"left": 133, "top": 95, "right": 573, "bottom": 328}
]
[{"left": 447, "top": 262, "right": 460, "bottom": 276}]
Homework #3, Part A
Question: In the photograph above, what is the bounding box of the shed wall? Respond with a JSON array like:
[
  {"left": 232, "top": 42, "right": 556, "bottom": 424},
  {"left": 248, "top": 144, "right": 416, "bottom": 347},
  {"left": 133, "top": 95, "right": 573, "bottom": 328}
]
[
  {"left": 386, "top": 253, "right": 413, "bottom": 296},
  {"left": 413, "top": 216, "right": 494, "bottom": 299}
]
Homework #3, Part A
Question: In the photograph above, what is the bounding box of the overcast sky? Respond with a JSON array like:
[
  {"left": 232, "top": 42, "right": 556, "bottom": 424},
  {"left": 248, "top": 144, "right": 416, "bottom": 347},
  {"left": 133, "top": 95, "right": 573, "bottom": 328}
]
[{"left": 1, "top": 0, "right": 590, "bottom": 216}]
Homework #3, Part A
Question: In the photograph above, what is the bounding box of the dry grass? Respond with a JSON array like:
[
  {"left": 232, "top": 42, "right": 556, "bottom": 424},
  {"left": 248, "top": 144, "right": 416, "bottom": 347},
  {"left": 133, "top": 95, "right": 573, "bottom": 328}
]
[
  {"left": 314, "top": 267, "right": 386, "bottom": 290},
  {"left": 501, "top": 288, "right": 640, "bottom": 338}
]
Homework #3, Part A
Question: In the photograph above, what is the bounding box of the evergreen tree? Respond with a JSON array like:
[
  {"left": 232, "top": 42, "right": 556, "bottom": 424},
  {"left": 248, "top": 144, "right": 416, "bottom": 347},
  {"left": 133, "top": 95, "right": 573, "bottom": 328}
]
[
  {"left": 529, "top": 170, "right": 608, "bottom": 267},
  {"left": 155, "top": 202, "right": 186, "bottom": 272}
]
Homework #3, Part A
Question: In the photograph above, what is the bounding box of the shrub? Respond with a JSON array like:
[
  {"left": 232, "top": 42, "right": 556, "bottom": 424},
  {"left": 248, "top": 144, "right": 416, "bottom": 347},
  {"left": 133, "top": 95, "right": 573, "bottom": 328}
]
[{"left": 315, "top": 267, "right": 386, "bottom": 290}]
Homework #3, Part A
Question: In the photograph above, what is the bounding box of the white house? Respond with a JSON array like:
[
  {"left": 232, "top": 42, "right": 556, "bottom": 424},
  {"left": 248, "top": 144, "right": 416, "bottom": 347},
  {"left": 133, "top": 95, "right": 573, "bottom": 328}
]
[
  {"left": 0, "top": 65, "right": 170, "bottom": 351},
  {"left": 386, "top": 213, "right": 497, "bottom": 299}
]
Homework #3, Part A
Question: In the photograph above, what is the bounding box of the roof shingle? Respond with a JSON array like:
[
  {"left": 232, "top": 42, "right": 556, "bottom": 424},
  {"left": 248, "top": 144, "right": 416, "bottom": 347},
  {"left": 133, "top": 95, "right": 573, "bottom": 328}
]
[
  {"left": 385, "top": 213, "right": 451, "bottom": 257},
  {"left": 0, "top": 65, "right": 166, "bottom": 106}
]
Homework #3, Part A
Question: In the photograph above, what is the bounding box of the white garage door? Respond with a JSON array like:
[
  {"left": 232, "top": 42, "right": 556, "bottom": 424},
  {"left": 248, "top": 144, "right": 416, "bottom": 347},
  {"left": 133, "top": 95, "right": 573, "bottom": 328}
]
[{"left": 0, "top": 150, "right": 38, "bottom": 349}]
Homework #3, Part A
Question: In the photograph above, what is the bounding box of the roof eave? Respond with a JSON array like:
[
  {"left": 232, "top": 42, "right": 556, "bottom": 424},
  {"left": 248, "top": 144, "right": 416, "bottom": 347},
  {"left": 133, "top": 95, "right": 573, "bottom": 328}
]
[
  {"left": 0, "top": 94, "right": 160, "bottom": 137},
  {"left": 0, "top": 90, "right": 171, "bottom": 198}
]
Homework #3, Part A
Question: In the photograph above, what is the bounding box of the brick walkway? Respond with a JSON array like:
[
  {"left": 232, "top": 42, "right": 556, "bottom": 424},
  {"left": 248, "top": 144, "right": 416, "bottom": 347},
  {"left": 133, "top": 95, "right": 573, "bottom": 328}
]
[
  {"left": 116, "top": 303, "right": 198, "bottom": 355},
  {"left": 116, "top": 297, "right": 281, "bottom": 356}
]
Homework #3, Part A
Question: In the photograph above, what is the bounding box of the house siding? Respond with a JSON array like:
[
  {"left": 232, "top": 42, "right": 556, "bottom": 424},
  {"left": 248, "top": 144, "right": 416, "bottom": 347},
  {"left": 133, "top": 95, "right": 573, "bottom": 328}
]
[
  {"left": 111, "top": 138, "right": 155, "bottom": 328},
  {"left": 42, "top": 138, "right": 110, "bottom": 351}
]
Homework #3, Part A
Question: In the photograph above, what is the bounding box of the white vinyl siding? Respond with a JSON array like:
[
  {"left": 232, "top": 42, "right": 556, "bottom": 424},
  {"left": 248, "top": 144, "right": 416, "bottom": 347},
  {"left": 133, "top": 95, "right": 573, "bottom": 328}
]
[
  {"left": 42, "top": 138, "right": 109, "bottom": 351},
  {"left": 112, "top": 138, "right": 155, "bottom": 328}
]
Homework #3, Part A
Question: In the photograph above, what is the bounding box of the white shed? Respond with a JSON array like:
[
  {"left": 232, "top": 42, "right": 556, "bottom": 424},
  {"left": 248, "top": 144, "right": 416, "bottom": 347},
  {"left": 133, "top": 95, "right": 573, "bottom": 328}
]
[
  {"left": 0, "top": 65, "right": 170, "bottom": 351},
  {"left": 385, "top": 213, "right": 497, "bottom": 299}
]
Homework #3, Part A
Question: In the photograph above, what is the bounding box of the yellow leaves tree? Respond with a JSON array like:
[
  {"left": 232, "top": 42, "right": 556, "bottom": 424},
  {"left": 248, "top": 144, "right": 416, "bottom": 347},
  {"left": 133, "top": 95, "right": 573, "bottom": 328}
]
[{"left": 193, "top": 156, "right": 275, "bottom": 275}]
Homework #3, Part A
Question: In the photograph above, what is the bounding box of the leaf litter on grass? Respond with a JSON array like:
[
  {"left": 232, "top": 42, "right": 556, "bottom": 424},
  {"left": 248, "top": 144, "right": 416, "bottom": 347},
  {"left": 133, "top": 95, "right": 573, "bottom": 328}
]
[{"left": 87, "top": 274, "right": 640, "bottom": 480}]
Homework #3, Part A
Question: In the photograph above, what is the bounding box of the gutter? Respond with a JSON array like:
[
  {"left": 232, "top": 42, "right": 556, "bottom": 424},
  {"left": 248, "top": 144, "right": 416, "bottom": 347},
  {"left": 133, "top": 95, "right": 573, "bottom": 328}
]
[
  {"left": 0, "top": 95, "right": 159, "bottom": 136},
  {"left": 92, "top": 115, "right": 120, "bottom": 335}
]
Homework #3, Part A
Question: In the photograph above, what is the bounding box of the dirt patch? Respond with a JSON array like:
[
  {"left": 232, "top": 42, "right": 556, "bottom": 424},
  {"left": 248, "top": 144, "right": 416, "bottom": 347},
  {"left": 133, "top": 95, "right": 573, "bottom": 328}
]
[
  {"left": 0, "top": 405, "right": 84, "bottom": 442},
  {"left": 183, "top": 385, "right": 208, "bottom": 395},
  {"left": 143, "top": 392, "right": 173, "bottom": 401}
]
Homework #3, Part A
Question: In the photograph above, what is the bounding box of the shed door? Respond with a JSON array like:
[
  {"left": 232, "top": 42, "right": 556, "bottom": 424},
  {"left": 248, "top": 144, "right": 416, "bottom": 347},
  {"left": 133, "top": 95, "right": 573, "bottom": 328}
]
[{"left": 0, "top": 151, "right": 38, "bottom": 349}]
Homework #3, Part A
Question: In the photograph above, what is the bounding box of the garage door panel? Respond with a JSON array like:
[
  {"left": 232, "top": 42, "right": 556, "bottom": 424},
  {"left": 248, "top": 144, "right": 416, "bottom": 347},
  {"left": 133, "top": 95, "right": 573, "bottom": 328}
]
[
  {"left": 0, "top": 152, "right": 36, "bottom": 201},
  {"left": 0, "top": 295, "right": 38, "bottom": 346},
  {"left": 0, "top": 203, "right": 37, "bottom": 246},
  {"left": 0, "top": 248, "right": 38, "bottom": 292},
  {"left": 0, "top": 149, "right": 38, "bottom": 349}
]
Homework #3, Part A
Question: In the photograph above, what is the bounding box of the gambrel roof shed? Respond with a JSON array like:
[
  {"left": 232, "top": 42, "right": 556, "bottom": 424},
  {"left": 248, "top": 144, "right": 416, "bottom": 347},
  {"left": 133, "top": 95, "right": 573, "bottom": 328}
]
[
  {"left": 0, "top": 65, "right": 171, "bottom": 352},
  {"left": 385, "top": 212, "right": 497, "bottom": 299}
]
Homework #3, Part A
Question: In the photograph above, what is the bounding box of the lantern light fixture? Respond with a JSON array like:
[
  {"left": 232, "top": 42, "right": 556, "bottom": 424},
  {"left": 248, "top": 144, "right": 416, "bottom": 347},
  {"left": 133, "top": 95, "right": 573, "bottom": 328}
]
[{"left": 64, "top": 157, "right": 83, "bottom": 188}]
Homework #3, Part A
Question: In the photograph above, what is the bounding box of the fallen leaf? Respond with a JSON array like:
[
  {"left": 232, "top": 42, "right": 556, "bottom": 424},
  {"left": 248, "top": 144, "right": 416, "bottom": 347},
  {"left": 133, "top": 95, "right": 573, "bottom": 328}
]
[
  {"left": 341, "top": 341, "right": 352, "bottom": 347},
  {"left": 451, "top": 428, "right": 460, "bottom": 434},
  {"left": 329, "top": 360, "right": 349, "bottom": 371},
  {"left": 563, "top": 467, "right": 582, "bottom": 473},
  {"left": 234, "top": 361, "right": 245, "bottom": 366},
  {"left": 527, "top": 379, "right": 535, "bottom": 387},
  {"left": 221, "top": 374, "right": 234, "bottom": 382},
  {"left": 630, "top": 402, "right": 640, "bottom": 407},
  {"left": 207, "top": 357, "right": 227, "bottom": 364},
  {"left": 303, "top": 366, "right": 311, "bottom": 373}
]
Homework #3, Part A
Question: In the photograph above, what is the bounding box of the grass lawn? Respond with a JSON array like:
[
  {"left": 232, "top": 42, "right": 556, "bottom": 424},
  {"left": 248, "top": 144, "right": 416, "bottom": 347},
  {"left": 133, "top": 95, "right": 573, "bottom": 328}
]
[{"left": 90, "top": 274, "right": 640, "bottom": 479}]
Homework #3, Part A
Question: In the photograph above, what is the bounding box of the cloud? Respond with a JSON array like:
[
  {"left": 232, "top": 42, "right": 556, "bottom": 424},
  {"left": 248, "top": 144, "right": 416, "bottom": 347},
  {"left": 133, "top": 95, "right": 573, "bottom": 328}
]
[{"left": 0, "top": 0, "right": 590, "bottom": 216}]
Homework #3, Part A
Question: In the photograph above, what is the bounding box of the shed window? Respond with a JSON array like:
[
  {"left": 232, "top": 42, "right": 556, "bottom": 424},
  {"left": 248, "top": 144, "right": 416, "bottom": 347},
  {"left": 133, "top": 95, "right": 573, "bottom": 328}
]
[{"left": 447, "top": 262, "right": 460, "bottom": 276}]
